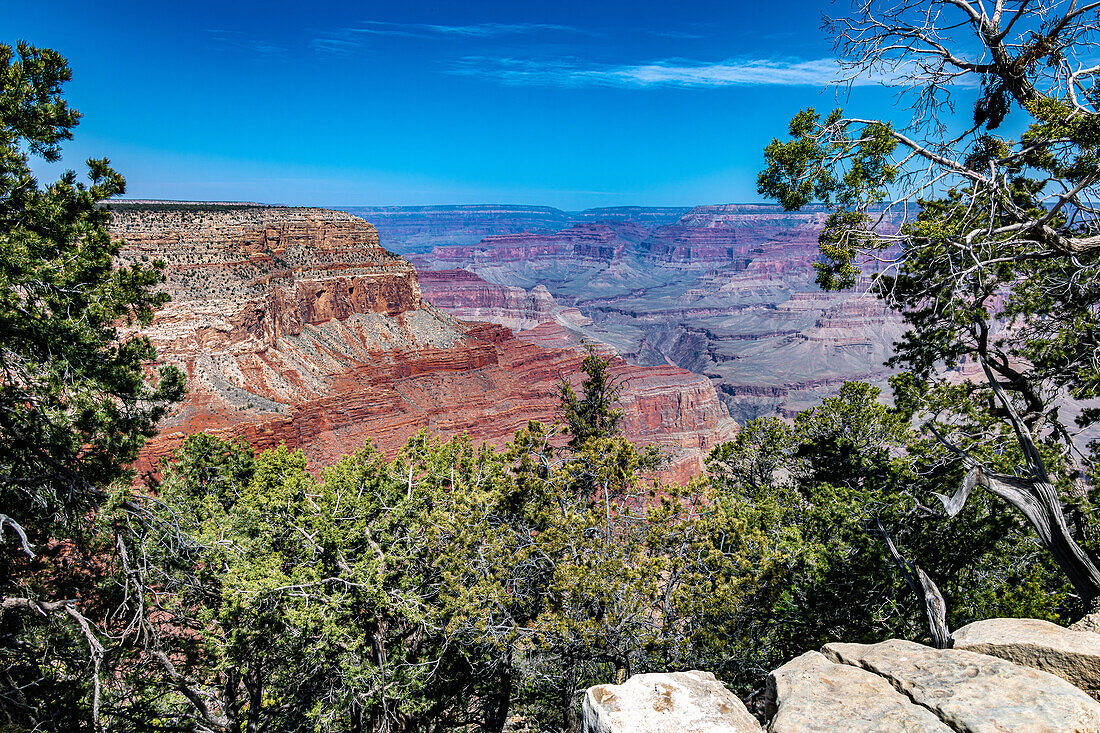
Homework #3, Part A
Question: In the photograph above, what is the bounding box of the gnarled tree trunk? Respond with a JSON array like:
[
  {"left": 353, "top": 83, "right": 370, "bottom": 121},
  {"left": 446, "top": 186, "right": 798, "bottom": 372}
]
[
  {"left": 876, "top": 519, "right": 952, "bottom": 648},
  {"left": 933, "top": 357, "right": 1100, "bottom": 612}
]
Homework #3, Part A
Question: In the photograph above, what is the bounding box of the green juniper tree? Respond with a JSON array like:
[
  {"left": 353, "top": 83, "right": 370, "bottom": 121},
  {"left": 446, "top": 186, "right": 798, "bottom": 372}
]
[
  {"left": 558, "top": 345, "right": 622, "bottom": 449},
  {"left": 143, "top": 428, "right": 686, "bottom": 733},
  {"left": 758, "top": 0, "right": 1100, "bottom": 615},
  {"left": 700, "top": 383, "right": 1068, "bottom": 694},
  {"left": 0, "top": 42, "right": 184, "bottom": 730}
]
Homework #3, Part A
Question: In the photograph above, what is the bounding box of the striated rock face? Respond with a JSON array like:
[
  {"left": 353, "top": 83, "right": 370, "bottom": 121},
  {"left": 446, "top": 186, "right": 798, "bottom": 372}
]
[
  {"left": 111, "top": 203, "right": 734, "bottom": 481},
  {"left": 391, "top": 204, "right": 905, "bottom": 422},
  {"left": 581, "top": 671, "right": 761, "bottom": 733},
  {"left": 112, "top": 204, "right": 426, "bottom": 350},
  {"left": 417, "top": 269, "right": 562, "bottom": 331},
  {"left": 952, "top": 617, "right": 1100, "bottom": 699},
  {"left": 415, "top": 268, "right": 740, "bottom": 475}
]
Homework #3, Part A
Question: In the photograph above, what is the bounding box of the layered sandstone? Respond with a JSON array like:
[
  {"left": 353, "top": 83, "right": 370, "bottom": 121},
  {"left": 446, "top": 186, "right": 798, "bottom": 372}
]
[
  {"left": 417, "top": 269, "right": 561, "bottom": 331},
  {"left": 111, "top": 203, "right": 734, "bottom": 482}
]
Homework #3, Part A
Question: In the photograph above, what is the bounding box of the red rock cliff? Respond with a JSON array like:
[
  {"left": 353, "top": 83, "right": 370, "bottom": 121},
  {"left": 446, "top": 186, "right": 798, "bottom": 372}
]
[{"left": 111, "top": 204, "right": 735, "bottom": 483}]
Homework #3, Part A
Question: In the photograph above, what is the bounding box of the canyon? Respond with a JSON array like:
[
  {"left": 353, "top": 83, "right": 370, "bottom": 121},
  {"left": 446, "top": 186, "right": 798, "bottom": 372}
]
[
  {"left": 110, "top": 202, "right": 735, "bottom": 483},
  {"left": 347, "top": 204, "right": 906, "bottom": 423}
]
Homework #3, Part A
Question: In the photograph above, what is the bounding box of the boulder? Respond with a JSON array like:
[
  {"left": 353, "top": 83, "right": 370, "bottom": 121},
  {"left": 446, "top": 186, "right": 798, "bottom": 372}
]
[
  {"left": 581, "top": 670, "right": 761, "bottom": 733},
  {"left": 1072, "top": 613, "right": 1100, "bottom": 635},
  {"left": 953, "top": 617, "right": 1100, "bottom": 699},
  {"left": 824, "top": 638, "right": 1100, "bottom": 732},
  {"left": 766, "top": 651, "right": 950, "bottom": 732}
]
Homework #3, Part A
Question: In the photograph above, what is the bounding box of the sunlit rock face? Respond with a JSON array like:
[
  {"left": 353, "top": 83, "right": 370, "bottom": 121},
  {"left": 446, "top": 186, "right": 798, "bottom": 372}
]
[
  {"left": 582, "top": 621, "right": 1100, "bottom": 733},
  {"left": 416, "top": 269, "right": 561, "bottom": 332},
  {"left": 582, "top": 671, "right": 762, "bottom": 733},
  {"left": 111, "top": 203, "right": 735, "bottom": 482}
]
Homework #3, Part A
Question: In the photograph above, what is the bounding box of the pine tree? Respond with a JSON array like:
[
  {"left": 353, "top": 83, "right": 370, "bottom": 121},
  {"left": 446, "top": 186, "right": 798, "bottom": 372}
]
[{"left": 0, "top": 42, "right": 184, "bottom": 729}]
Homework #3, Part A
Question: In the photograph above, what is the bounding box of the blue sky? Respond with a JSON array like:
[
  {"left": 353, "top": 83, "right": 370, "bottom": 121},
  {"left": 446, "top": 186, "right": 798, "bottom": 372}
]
[{"left": 8, "top": 0, "right": 912, "bottom": 209}]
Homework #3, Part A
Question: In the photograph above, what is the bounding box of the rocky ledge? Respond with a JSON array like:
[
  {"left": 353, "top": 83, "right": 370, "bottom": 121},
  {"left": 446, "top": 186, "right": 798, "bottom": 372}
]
[{"left": 582, "top": 617, "right": 1100, "bottom": 732}]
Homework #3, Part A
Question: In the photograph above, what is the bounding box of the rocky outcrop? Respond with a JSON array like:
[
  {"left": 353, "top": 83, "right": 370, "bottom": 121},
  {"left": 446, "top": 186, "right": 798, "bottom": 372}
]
[
  {"left": 767, "top": 651, "right": 950, "bottom": 732},
  {"left": 111, "top": 203, "right": 426, "bottom": 352},
  {"left": 822, "top": 639, "right": 1100, "bottom": 732},
  {"left": 112, "top": 203, "right": 735, "bottom": 482},
  {"left": 584, "top": 620, "right": 1100, "bottom": 733},
  {"left": 582, "top": 671, "right": 760, "bottom": 733},
  {"left": 1074, "top": 613, "right": 1100, "bottom": 634},
  {"left": 952, "top": 617, "right": 1100, "bottom": 699}
]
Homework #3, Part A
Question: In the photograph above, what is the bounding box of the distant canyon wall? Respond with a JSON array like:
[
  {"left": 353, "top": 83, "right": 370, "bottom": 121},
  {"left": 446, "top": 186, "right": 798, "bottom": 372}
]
[{"left": 375, "top": 203, "right": 906, "bottom": 423}]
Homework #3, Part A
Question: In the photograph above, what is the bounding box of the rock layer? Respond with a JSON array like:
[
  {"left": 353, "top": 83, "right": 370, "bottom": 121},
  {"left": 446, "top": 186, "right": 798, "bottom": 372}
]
[
  {"left": 823, "top": 639, "right": 1100, "bottom": 732},
  {"left": 417, "top": 268, "right": 562, "bottom": 331},
  {"left": 953, "top": 617, "right": 1100, "bottom": 699},
  {"left": 766, "top": 651, "right": 950, "bottom": 732},
  {"left": 110, "top": 203, "right": 735, "bottom": 480},
  {"left": 384, "top": 204, "right": 905, "bottom": 421}
]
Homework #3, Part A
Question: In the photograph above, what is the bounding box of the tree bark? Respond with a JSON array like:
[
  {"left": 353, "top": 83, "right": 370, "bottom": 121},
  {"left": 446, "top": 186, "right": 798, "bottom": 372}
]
[
  {"left": 485, "top": 660, "right": 513, "bottom": 733},
  {"left": 876, "top": 519, "right": 952, "bottom": 648},
  {"left": 350, "top": 700, "right": 364, "bottom": 733},
  {"left": 560, "top": 662, "right": 581, "bottom": 733},
  {"left": 244, "top": 669, "right": 262, "bottom": 733},
  {"left": 225, "top": 668, "right": 242, "bottom": 733},
  {"left": 935, "top": 459, "right": 1100, "bottom": 611},
  {"left": 987, "top": 474, "right": 1100, "bottom": 609},
  {"left": 931, "top": 355, "right": 1100, "bottom": 612}
]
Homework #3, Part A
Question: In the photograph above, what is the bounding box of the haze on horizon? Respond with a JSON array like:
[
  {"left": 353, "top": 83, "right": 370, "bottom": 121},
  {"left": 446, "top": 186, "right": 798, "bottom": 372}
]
[{"left": 10, "top": 0, "right": 918, "bottom": 210}]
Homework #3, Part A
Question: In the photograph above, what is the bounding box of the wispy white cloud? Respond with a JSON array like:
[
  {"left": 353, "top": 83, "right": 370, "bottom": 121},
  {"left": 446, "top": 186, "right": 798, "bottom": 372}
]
[
  {"left": 309, "top": 37, "right": 361, "bottom": 55},
  {"left": 310, "top": 21, "right": 587, "bottom": 55},
  {"left": 644, "top": 29, "right": 710, "bottom": 40},
  {"left": 357, "top": 21, "right": 585, "bottom": 37},
  {"left": 207, "top": 29, "right": 288, "bottom": 58},
  {"left": 448, "top": 56, "right": 872, "bottom": 88}
]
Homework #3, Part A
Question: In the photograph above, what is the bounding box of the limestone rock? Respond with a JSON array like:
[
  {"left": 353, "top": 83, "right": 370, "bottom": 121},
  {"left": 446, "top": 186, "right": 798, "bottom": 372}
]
[
  {"left": 1072, "top": 612, "right": 1100, "bottom": 635},
  {"left": 766, "top": 651, "right": 950, "bottom": 732},
  {"left": 953, "top": 617, "right": 1100, "bottom": 699},
  {"left": 581, "top": 671, "right": 761, "bottom": 733},
  {"left": 824, "top": 638, "right": 1100, "bottom": 732}
]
